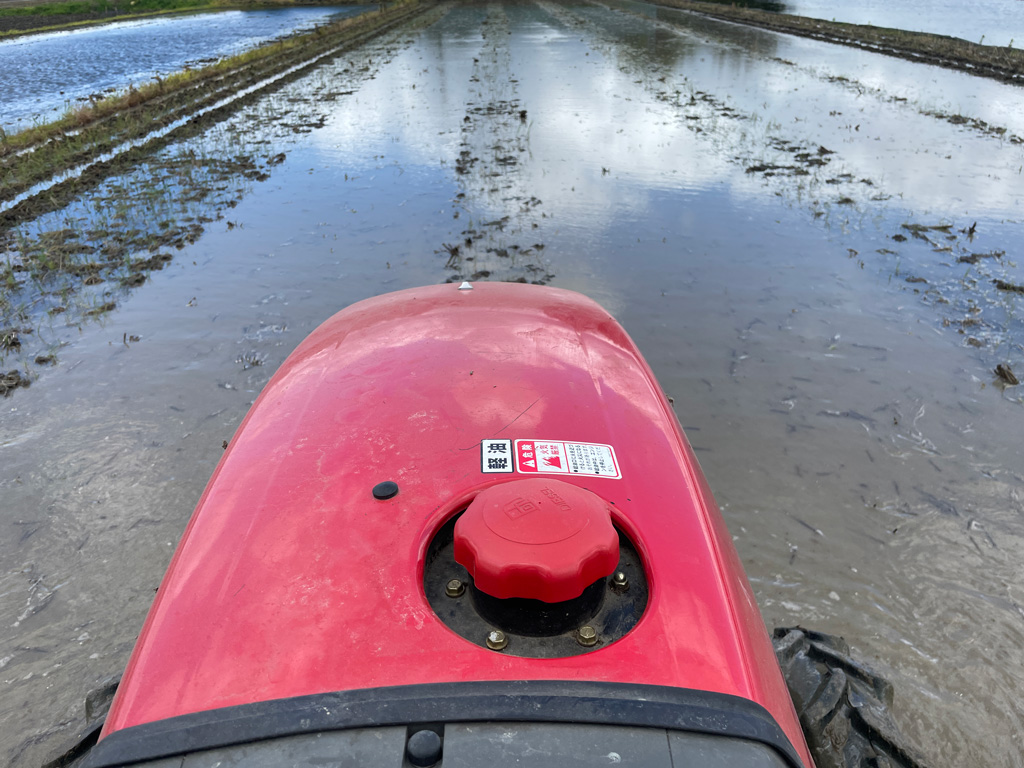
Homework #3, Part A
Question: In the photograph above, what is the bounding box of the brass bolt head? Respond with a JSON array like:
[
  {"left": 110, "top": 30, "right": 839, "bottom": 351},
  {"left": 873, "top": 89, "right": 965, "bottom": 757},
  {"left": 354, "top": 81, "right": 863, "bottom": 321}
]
[
  {"left": 611, "top": 571, "right": 629, "bottom": 591},
  {"left": 485, "top": 630, "right": 508, "bottom": 651},
  {"left": 445, "top": 578, "right": 465, "bottom": 598},
  {"left": 576, "top": 625, "right": 598, "bottom": 647}
]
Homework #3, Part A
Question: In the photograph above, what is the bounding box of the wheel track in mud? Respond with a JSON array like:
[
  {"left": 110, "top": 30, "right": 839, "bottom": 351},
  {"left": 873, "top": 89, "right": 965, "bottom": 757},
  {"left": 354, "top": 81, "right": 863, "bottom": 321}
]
[{"left": 441, "top": 2, "right": 553, "bottom": 286}]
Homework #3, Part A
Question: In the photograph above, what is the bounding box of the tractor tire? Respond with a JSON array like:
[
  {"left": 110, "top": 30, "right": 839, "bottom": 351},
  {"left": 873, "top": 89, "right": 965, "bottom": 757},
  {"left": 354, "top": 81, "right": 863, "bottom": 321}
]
[{"left": 773, "top": 627, "right": 931, "bottom": 768}]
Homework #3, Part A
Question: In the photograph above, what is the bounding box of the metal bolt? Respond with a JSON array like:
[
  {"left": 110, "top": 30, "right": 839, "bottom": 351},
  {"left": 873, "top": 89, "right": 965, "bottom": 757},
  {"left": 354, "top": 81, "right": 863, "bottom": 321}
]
[
  {"left": 445, "top": 578, "right": 465, "bottom": 598},
  {"left": 576, "top": 625, "right": 598, "bottom": 647},
  {"left": 485, "top": 630, "right": 508, "bottom": 651},
  {"left": 611, "top": 571, "right": 629, "bottom": 592}
]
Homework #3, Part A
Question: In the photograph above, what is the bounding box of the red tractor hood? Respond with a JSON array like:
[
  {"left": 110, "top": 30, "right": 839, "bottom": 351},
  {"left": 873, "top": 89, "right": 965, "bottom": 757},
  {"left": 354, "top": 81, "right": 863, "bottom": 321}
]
[{"left": 98, "top": 282, "right": 812, "bottom": 768}]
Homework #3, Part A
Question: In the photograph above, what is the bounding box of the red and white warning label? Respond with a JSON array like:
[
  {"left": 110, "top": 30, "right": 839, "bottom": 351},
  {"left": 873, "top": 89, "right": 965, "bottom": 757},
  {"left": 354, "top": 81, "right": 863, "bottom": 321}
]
[{"left": 514, "top": 440, "right": 621, "bottom": 479}]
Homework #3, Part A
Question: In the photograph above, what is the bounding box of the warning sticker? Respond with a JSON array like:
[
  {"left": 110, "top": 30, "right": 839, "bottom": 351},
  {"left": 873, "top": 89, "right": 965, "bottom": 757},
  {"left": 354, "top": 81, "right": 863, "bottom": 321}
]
[
  {"left": 481, "top": 439, "right": 514, "bottom": 473},
  {"left": 514, "top": 440, "right": 621, "bottom": 479}
]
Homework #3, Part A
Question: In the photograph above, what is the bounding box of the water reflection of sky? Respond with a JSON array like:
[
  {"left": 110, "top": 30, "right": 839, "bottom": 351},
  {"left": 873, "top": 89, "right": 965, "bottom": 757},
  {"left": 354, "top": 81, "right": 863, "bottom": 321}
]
[
  {"left": 312, "top": 2, "right": 1024, "bottom": 227},
  {"left": 0, "top": 6, "right": 368, "bottom": 133},
  {"left": 287, "top": 0, "right": 1022, "bottom": 367},
  {"left": 775, "top": 0, "right": 1023, "bottom": 48}
]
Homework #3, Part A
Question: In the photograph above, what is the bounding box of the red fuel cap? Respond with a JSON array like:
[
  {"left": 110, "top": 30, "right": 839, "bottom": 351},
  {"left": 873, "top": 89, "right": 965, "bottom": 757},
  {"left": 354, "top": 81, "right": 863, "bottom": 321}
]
[{"left": 453, "top": 479, "right": 620, "bottom": 603}]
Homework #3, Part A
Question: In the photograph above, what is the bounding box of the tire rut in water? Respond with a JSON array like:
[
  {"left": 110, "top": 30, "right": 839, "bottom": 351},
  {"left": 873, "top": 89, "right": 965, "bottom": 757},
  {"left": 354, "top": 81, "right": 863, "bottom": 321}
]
[{"left": 441, "top": 3, "right": 552, "bottom": 287}]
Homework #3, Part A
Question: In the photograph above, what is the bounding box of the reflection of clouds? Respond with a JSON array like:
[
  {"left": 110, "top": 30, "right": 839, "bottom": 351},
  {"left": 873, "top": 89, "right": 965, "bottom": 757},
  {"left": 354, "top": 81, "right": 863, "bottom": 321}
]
[
  {"left": 704, "top": 67, "right": 1024, "bottom": 217},
  {"left": 311, "top": 1, "right": 1022, "bottom": 231},
  {"left": 311, "top": 26, "right": 730, "bottom": 228},
  {"left": 650, "top": 17, "right": 1024, "bottom": 219},
  {"left": 767, "top": 30, "right": 1024, "bottom": 147},
  {"left": 811, "top": 53, "right": 1024, "bottom": 137}
]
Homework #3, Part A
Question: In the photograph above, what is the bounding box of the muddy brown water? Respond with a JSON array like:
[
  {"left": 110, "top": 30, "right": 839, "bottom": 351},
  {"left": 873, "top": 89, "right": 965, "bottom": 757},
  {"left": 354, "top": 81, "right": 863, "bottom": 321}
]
[{"left": 2, "top": 2, "right": 1023, "bottom": 766}]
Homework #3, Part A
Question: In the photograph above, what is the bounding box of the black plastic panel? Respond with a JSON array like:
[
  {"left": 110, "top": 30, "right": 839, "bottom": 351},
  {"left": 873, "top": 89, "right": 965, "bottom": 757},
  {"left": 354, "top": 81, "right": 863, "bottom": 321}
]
[
  {"left": 108, "top": 724, "right": 790, "bottom": 768},
  {"left": 82, "top": 680, "right": 805, "bottom": 768}
]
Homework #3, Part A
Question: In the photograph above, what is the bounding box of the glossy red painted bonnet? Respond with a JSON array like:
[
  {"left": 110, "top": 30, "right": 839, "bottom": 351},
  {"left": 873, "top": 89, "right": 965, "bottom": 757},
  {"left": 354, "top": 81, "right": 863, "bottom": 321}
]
[{"left": 99, "top": 282, "right": 813, "bottom": 768}]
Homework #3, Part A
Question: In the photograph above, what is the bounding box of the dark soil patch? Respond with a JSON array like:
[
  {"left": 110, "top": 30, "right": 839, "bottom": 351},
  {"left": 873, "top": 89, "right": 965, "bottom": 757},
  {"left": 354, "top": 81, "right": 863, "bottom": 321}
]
[
  {"left": 0, "top": 368, "right": 29, "bottom": 395},
  {"left": 994, "top": 279, "right": 1024, "bottom": 294},
  {"left": 1, "top": 328, "right": 25, "bottom": 349},
  {"left": 85, "top": 301, "right": 116, "bottom": 316},
  {"left": 129, "top": 253, "right": 174, "bottom": 271},
  {"left": 958, "top": 250, "right": 1004, "bottom": 265},
  {"left": 995, "top": 364, "right": 1019, "bottom": 386}
]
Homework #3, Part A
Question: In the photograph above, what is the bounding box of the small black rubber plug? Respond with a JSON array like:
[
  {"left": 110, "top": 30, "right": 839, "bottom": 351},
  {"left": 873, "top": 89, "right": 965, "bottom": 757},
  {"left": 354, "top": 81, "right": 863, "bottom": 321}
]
[
  {"left": 372, "top": 481, "right": 399, "bottom": 500},
  {"left": 406, "top": 729, "right": 442, "bottom": 767}
]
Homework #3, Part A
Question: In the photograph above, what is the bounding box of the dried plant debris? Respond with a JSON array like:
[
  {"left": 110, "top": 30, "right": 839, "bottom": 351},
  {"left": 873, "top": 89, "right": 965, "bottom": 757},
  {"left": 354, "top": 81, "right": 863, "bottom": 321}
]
[
  {"left": 994, "top": 364, "right": 1019, "bottom": 386},
  {"left": 957, "top": 250, "right": 1003, "bottom": 264},
  {"left": 1, "top": 369, "right": 29, "bottom": 396},
  {"left": 993, "top": 279, "right": 1024, "bottom": 294}
]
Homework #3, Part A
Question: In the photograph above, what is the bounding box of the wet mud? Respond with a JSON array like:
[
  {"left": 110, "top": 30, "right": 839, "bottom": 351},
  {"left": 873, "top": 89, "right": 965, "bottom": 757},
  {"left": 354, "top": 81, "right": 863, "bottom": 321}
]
[
  {"left": 1, "top": 2, "right": 1023, "bottom": 767},
  {"left": 441, "top": 6, "right": 555, "bottom": 285}
]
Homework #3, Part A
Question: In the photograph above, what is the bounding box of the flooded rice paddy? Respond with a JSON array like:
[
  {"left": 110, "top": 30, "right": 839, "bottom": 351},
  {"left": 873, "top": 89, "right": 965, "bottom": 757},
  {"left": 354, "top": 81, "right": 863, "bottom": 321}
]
[
  {"left": 2, "top": 2, "right": 1024, "bottom": 766},
  {"left": 769, "top": 0, "right": 1024, "bottom": 48},
  {"left": 0, "top": 5, "right": 370, "bottom": 133}
]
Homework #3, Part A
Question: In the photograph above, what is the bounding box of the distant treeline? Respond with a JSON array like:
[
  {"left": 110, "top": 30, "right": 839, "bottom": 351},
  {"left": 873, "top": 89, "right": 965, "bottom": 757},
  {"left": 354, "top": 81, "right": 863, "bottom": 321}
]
[{"left": 698, "top": 0, "right": 789, "bottom": 12}]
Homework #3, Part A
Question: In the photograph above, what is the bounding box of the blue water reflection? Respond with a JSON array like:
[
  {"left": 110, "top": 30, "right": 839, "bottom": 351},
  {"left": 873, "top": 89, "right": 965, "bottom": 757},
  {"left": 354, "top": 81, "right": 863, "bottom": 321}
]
[{"left": 0, "top": 6, "right": 369, "bottom": 132}]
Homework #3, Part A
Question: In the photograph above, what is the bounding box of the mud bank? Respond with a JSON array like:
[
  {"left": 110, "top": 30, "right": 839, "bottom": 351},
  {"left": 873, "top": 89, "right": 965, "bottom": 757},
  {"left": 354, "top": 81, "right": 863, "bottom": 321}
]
[{"left": 650, "top": 0, "right": 1024, "bottom": 85}]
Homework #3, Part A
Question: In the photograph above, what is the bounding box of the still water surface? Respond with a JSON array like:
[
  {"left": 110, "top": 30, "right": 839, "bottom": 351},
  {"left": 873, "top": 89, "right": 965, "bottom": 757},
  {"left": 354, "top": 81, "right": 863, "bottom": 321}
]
[
  {"left": 774, "top": 0, "right": 1024, "bottom": 46},
  {"left": 1, "top": 2, "right": 1023, "bottom": 766},
  {"left": 0, "top": 5, "right": 369, "bottom": 132}
]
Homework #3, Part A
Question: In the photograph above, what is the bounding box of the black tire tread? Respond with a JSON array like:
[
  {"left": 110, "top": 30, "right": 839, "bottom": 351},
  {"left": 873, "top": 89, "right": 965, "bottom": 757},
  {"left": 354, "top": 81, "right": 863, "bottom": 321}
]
[{"left": 773, "top": 627, "right": 931, "bottom": 768}]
